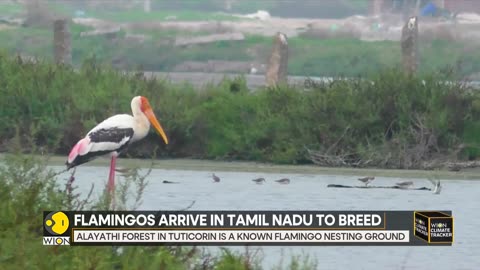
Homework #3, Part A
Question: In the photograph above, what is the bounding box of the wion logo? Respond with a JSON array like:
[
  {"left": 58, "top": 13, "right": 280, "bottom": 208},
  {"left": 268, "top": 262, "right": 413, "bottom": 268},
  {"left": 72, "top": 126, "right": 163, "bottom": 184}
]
[
  {"left": 43, "top": 211, "right": 71, "bottom": 246},
  {"left": 414, "top": 211, "right": 454, "bottom": 244}
]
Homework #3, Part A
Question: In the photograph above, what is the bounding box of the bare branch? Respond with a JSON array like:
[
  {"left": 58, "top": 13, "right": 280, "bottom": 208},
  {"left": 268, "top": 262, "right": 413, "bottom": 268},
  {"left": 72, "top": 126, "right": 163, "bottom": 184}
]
[
  {"left": 77, "top": 183, "right": 95, "bottom": 211},
  {"left": 325, "top": 125, "right": 350, "bottom": 155},
  {"left": 178, "top": 200, "right": 196, "bottom": 211}
]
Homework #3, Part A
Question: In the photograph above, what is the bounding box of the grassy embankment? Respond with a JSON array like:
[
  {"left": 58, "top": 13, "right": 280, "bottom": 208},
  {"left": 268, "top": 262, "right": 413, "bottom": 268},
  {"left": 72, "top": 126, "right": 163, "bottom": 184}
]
[
  {"left": 2, "top": 24, "right": 480, "bottom": 78},
  {"left": 1, "top": 0, "right": 480, "bottom": 78},
  {"left": 0, "top": 52, "right": 479, "bottom": 168}
]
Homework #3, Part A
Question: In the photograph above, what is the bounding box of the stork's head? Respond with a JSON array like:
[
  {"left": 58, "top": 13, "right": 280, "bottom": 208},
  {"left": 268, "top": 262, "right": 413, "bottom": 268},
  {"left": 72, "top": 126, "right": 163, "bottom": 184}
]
[{"left": 132, "top": 96, "right": 169, "bottom": 145}]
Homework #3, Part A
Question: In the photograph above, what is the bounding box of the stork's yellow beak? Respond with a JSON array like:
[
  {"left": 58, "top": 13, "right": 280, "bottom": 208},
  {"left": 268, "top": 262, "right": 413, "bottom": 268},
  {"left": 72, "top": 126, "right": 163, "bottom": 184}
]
[{"left": 143, "top": 106, "right": 168, "bottom": 145}]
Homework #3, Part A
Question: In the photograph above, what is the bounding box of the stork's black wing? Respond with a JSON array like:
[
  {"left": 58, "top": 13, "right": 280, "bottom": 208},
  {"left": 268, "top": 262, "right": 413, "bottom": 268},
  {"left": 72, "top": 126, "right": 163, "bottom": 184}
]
[{"left": 66, "top": 127, "right": 134, "bottom": 169}]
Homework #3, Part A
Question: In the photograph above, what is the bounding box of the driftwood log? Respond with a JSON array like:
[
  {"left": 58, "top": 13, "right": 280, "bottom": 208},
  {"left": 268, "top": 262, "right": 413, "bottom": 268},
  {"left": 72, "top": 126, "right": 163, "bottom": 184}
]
[
  {"left": 307, "top": 149, "right": 373, "bottom": 168},
  {"left": 422, "top": 160, "right": 480, "bottom": 171},
  {"left": 327, "top": 184, "right": 431, "bottom": 191},
  {"left": 306, "top": 115, "right": 479, "bottom": 171},
  {"left": 308, "top": 146, "right": 480, "bottom": 171}
]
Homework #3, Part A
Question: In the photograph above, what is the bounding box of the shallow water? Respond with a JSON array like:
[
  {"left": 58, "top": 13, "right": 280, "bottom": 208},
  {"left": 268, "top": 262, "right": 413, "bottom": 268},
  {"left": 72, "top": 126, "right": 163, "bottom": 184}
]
[{"left": 52, "top": 165, "right": 479, "bottom": 270}]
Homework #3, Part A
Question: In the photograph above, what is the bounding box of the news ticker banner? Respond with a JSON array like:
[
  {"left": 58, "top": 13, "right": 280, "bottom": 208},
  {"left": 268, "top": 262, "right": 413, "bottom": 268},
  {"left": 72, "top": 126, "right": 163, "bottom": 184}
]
[{"left": 43, "top": 210, "right": 453, "bottom": 246}]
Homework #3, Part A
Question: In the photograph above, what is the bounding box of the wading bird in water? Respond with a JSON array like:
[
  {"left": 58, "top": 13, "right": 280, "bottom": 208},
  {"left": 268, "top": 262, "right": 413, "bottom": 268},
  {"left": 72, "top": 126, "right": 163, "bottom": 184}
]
[
  {"left": 252, "top": 178, "right": 266, "bottom": 184},
  {"left": 358, "top": 176, "right": 375, "bottom": 187},
  {"left": 66, "top": 96, "right": 168, "bottom": 201},
  {"left": 427, "top": 177, "right": 442, "bottom": 195},
  {"left": 275, "top": 178, "right": 290, "bottom": 184},
  {"left": 212, "top": 173, "right": 220, "bottom": 183}
]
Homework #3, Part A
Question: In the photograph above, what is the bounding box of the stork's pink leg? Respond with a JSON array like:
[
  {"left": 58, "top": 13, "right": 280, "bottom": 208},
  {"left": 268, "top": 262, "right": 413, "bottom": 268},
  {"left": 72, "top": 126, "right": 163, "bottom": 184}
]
[{"left": 108, "top": 155, "right": 117, "bottom": 209}]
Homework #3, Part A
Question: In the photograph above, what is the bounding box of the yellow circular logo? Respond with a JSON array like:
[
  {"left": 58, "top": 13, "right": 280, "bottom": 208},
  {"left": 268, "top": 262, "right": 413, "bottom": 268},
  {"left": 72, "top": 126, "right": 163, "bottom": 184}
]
[{"left": 44, "top": 212, "right": 69, "bottom": 235}]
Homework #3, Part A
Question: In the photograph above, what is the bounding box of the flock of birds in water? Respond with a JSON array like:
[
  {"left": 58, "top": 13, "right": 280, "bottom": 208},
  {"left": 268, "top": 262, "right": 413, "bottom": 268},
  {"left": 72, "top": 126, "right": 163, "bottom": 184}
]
[
  {"left": 160, "top": 173, "right": 291, "bottom": 185},
  {"left": 357, "top": 176, "right": 442, "bottom": 194},
  {"left": 158, "top": 173, "right": 442, "bottom": 194}
]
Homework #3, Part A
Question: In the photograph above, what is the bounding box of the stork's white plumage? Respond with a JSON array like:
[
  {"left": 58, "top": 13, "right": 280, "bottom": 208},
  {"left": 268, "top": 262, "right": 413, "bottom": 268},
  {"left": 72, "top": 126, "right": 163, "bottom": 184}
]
[
  {"left": 68, "top": 114, "right": 134, "bottom": 162},
  {"left": 66, "top": 96, "right": 168, "bottom": 204}
]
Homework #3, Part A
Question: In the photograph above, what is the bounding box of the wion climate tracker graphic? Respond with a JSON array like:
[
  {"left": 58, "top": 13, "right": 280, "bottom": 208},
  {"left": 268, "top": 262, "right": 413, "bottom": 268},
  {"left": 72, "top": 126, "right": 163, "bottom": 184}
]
[
  {"left": 44, "top": 210, "right": 454, "bottom": 246},
  {"left": 414, "top": 211, "right": 454, "bottom": 243}
]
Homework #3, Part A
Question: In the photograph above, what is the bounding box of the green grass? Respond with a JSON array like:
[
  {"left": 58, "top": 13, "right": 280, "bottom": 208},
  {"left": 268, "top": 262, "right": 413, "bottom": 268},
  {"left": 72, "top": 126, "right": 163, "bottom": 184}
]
[
  {"left": 0, "top": 2, "right": 23, "bottom": 17},
  {"left": 0, "top": 26, "right": 53, "bottom": 59},
  {"left": 288, "top": 38, "right": 401, "bottom": 77}
]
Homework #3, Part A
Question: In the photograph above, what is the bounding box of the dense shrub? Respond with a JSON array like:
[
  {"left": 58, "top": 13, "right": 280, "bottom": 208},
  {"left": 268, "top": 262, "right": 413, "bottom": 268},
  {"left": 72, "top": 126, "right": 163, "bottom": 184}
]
[{"left": 0, "top": 53, "right": 478, "bottom": 167}]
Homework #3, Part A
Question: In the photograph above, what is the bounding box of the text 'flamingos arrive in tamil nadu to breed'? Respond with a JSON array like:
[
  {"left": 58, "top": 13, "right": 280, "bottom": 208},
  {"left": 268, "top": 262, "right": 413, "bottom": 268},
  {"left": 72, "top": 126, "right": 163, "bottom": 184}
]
[{"left": 65, "top": 96, "right": 169, "bottom": 206}]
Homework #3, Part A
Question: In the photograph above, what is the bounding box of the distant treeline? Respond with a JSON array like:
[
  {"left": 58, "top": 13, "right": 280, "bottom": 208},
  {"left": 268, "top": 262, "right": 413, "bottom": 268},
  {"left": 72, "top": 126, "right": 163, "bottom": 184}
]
[{"left": 0, "top": 53, "right": 479, "bottom": 167}]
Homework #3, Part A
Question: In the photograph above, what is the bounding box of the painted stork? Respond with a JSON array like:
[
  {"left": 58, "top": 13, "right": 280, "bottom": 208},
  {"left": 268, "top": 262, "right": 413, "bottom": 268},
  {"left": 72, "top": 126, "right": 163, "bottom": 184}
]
[{"left": 66, "top": 96, "right": 169, "bottom": 196}]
